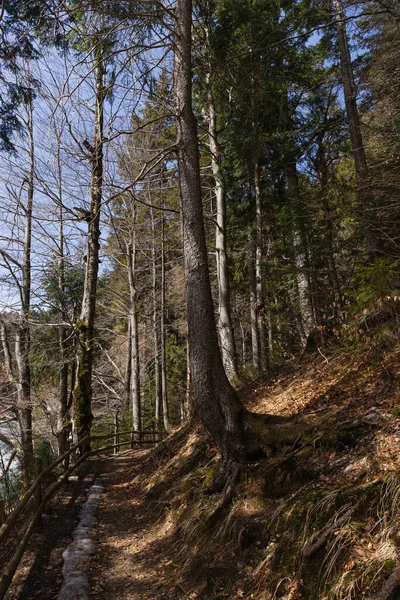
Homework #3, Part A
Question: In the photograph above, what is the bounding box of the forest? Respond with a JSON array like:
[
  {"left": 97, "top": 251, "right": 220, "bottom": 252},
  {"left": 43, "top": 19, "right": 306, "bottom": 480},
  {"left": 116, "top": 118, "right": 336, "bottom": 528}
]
[{"left": 0, "top": 0, "right": 400, "bottom": 598}]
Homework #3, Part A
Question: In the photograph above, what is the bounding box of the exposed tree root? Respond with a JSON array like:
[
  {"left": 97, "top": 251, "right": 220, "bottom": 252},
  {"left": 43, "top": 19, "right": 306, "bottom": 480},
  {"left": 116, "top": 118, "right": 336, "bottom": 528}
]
[
  {"left": 367, "top": 569, "right": 400, "bottom": 600},
  {"left": 302, "top": 505, "right": 356, "bottom": 559},
  {"left": 205, "top": 464, "right": 241, "bottom": 529}
]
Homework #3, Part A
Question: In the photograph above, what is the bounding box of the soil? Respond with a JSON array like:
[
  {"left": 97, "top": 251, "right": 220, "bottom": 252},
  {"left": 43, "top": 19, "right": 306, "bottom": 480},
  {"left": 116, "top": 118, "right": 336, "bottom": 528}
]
[{"left": 3, "top": 336, "right": 400, "bottom": 600}]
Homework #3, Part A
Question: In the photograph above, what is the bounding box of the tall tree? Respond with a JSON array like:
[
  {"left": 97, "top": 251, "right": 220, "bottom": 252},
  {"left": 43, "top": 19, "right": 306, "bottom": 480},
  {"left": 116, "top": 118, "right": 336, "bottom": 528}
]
[
  {"left": 194, "top": 2, "right": 239, "bottom": 381},
  {"left": 332, "top": 0, "right": 380, "bottom": 256},
  {"left": 73, "top": 36, "right": 106, "bottom": 451},
  {"left": 174, "top": 0, "right": 261, "bottom": 472}
]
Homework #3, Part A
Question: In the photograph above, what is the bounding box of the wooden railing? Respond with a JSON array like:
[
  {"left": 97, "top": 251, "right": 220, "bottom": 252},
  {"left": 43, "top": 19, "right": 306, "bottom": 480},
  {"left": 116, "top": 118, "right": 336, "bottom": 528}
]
[{"left": 0, "top": 429, "right": 166, "bottom": 599}]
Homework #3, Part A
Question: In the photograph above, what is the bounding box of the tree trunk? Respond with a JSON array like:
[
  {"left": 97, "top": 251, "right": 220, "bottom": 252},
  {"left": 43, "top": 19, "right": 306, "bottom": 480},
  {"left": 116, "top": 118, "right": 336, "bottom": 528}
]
[
  {"left": 208, "top": 98, "right": 239, "bottom": 381},
  {"left": 160, "top": 214, "right": 170, "bottom": 433},
  {"left": 56, "top": 145, "right": 70, "bottom": 457},
  {"left": 281, "top": 92, "right": 314, "bottom": 346},
  {"left": 183, "top": 326, "right": 191, "bottom": 423},
  {"left": 127, "top": 236, "right": 141, "bottom": 436},
  {"left": 286, "top": 161, "right": 315, "bottom": 346},
  {"left": 151, "top": 208, "right": 162, "bottom": 430},
  {"left": 248, "top": 233, "right": 260, "bottom": 371},
  {"left": 174, "top": 0, "right": 259, "bottom": 470},
  {"left": 318, "top": 141, "right": 341, "bottom": 297},
  {"left": 254, "top": 164, "right": 269, "bottom": 373},
  {"left": 125, "top": 319, "right": 132, "bottom": 409},
  {"left": 73, "top": 45, "right": 105, "bottom": 453},
  {"left": 15, "top": 91, "right": 35, "bottom": 481},
  {"left": 332, "top": 0, "right": 380, "bottom": 256}
]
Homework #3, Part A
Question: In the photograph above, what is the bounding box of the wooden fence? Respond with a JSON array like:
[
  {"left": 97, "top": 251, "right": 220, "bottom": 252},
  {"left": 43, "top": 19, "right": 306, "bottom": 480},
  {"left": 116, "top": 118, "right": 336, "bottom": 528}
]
[{"left": 0, "top": 429, "right": 166, "bottom": 599}]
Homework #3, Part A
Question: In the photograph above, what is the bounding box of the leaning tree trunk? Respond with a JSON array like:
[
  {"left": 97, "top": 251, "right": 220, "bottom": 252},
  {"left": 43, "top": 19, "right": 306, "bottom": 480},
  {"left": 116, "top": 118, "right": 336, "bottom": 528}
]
[
  {"left": 174, "top": 0, "right": 258, "bottom": 470},
  {"left": 332, "top": 0, "right": 380, "bottom": 256},
  {"left": 208, "top": 98, "right": 239, "bottom": 381},
  {"left": 73, "top": 46, "right": 105, "bottom": 453}
]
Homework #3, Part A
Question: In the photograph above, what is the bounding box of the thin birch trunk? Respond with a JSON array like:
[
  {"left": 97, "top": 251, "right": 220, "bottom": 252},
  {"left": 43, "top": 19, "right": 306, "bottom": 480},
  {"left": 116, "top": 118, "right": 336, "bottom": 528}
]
[
  {"left": 56, "top": 138, "right": 70, "bottom": 457},
  {"left": 286, "top": 162, "right": 314, "bottom": 346},
  {"left": 125, "top": 319, "right": 132, "bottom": 409},
  {"left": 281, "top": 91, "right": 314, "bottom": 346},
  {"left": 318, "top": 144, "right": 340, "bottom": 296}
]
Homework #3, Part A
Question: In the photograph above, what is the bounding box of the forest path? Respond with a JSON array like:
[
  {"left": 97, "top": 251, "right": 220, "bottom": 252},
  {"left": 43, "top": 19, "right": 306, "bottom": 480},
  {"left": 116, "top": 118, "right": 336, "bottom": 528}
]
[
  {"left": 89, "top": 448, "right": 179, "bottom": 600},
  {"left": 3, "top": 442, "right": 177, "bottom": 600}
]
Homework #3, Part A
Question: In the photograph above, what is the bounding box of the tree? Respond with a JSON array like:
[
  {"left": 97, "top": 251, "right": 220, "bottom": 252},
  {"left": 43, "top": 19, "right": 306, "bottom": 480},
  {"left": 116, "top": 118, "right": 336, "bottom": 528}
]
[
  {"left": 194, "top": 1, "right": 239, "bottom": 381},
  {"left": 0, "top": 71, "right": 36, "bottom": 481},
  {"left": 332, "top": 0, "right": 381, "bottom": 257},
  {"left": 72, "top": 33, "right": 107, "bottom": 452},
  {"left": 174, "top": 0, "right": 262, "bottom": 472}
]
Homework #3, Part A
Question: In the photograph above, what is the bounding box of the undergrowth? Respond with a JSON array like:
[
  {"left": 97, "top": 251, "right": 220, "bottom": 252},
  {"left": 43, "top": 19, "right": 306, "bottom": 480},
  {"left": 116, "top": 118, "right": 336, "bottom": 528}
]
[{"left": 137, "top": 326, "right": 400, "bottom": 599}]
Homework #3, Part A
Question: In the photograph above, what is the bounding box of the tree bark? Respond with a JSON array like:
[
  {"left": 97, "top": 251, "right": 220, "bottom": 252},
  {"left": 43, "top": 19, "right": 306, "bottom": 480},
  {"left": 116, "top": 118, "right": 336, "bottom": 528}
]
[
  {"left": 151, "top": 208, "right": 162, "bottom": 430},
  {"left": 15, "top": 90, "right": 35, "bottom": 481},
  {"left": 254, "top": 164, "right": 269, "bottom": 373},
  {"left": 56, "top": 141, "right": 70, "bottom": 457},
  {"left": 127, "top": 233, "right": 141, "bottom": 436},
  {"left": 317, "top": 138, "right": 341, "bottom": 300},
  {"left": 332, "top": 0, "right": 380, "bottom": 256},
  {"left": 286, "top": 162, "right": 315, "bottom": 346},
  {"left": 281, "top": 92, "right": 315, "bottom": 346},
  {"left": 73, "top": 44, "right": 105, "bottom": 453},
  {"left": 160, "top": 214, "right": 170, "bottom": 433},
  {"left": 208, "top": 98, "right": 239, "bottom": 381},
  {"left": 174, "top": 0, "right": 259, "bottom": 470},
  {"left": 248, "top": 233, "right": 260, "bottom": 371}
]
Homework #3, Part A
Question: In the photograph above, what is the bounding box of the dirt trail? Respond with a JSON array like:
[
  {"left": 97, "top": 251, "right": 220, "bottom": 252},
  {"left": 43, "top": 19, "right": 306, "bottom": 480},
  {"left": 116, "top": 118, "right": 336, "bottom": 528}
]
[{"left": 89, "top": 449, "right": 180, "bottom": 600}]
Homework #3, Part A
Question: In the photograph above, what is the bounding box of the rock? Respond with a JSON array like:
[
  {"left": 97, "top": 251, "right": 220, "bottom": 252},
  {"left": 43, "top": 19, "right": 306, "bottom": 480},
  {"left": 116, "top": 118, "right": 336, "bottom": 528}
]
[{"left": 58, "top": 480, "right": 103, "bottom": 600}]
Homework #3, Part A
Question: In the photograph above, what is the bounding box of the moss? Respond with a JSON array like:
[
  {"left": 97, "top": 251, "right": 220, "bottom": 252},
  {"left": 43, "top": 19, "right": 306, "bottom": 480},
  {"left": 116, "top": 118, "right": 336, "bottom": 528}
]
[
  {"left": 384, "top": 558, "right": 396, "bottom": 570},
  {"left": 202, "top": 467, "right": 217, "bottom": 490},
  {"left": 351, "top": 521, "right": 365, "bottom": 533},
  {"left": 76, "top": 319, "right": 88, "bottom": 331}
]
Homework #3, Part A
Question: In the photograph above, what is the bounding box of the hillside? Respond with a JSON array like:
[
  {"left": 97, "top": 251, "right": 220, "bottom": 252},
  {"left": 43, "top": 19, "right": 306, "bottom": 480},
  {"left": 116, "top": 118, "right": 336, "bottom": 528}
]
[
  {"left": 4, "top": 326, "right": 400, "bottom": 600},
  {"left": 85, "top": 328, "right": 400, "bottom": 600}
]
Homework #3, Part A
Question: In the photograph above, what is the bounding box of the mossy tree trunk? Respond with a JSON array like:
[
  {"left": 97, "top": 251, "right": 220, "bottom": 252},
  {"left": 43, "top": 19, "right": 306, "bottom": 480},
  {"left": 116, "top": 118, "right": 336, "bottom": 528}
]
[
  {"left": 73, "top": 43, "right": 105, "bottom": 453},
  {"left": 56, "top": 130, "right": 71, "bottom": 457}
]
